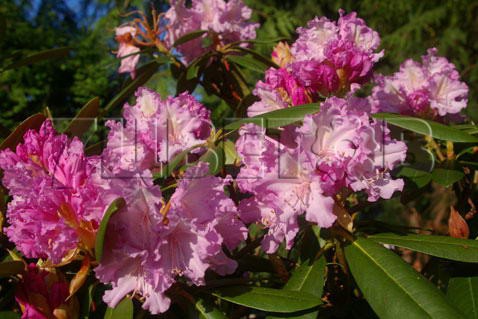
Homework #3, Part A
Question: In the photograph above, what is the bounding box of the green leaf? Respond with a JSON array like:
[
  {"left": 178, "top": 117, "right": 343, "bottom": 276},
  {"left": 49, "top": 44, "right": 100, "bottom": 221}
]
[
  {"left": 227, "top": 55, "right": 268, "bottom": 73},
  {"left": 431, "top": 168, "right": 464, "bottom": 187},
  {"left": 104, "top": 60, "right": 160, "bottom": 113},
  {"left": 397, "top": 167, "right": 432, "bottom": 188},
  {"left": 64, "top": 97, "right": 100, "bottom": 138},
  {"left": 199, "top": 145, "right": 224, "bottom": 175},
  {"left": 234, "top": 47, "right": 279, "bottom": 69},
  {"left": 373, "top": 113, "right": 478, "bottom": 142},
  {"left": 95, "top": 198, "right": 126, "bottom": 262},
  {"left": 0, "top": 311, "right": 20, "bottom": 319},
  {"left": 0, "top": 113, "right": 46, "bottom": 151},
  {"left": 345, "top": 237, "right": 462, "bottom": 319},
  {"left": 0, "top": 261, "right": 24, "bottom": 277},
  {"left": 173, "top": 30, "right": 207, "bottom": 47},
  {"left": 268, "top": 257, "right": 326, "bottom": 319},
  {"left": 368, "top": 233, "right": 478, "bottom": 263},
  {"left": 223, "top": 140, "right": 239, "bottom": 165},
  {"left": 213, "top": 286, "right": 321, "bottom": 313},
  {"left": 153, "top": 144, "right": 204, "bottom": 180},
  {"left": 2, "top": 47, "right": 71, "bottom": 71},
  {"left": 447, "top": 277, "right": 478, "bottom": 318},
  {"left": 104, "top": 297, "right": 133, "bottom": 319},
  {"left": 195, "top": 298, "right": 227, "bottom": 319},
  {"left": 225, "top": 103, "right": 320, "bottom": 130}
]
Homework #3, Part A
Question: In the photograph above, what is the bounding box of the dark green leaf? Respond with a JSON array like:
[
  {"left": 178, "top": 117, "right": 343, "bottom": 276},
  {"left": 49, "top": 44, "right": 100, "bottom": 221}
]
[
  {"left": 369, "top": 233, "right": 478, "bottom": 263},
  {"left": 104, "top": 297, "right": 133, "bottom": 319},
  {"left": 213, "top": 286, "right": 321, "bottom": 313},
  {"left": 2, "top": 47, "right": 70, "bottom": 71},
  {"left": 95, "top": 198, "right": 126, "bottom": 262},
  {"left": 195, "top": 298, "right": 227, "bottom": 319},
  {"left": 431, "top": 168, "right": 464, "bottom": 187},
  {"left": 64, "top": 97, "right": 100, "bottom": 138},
  {"left": 173, "top": 30, "right": 207, "bottom": 47},
  {"left": 345, "top": 237, "right": 462, "bottom": 319},
  {"left": 227, "top": 55, "right": 268, "bottom": 73},
  {"left": 199, "top": 145, "right": 224, "bottom": 175},
  {"left": 397, "top": 167, "right": 432, "bottom": 188},
  {"left": 153, "top": 144, "right": 204, "bottom": 180},
  {"left": 373, "top": 113, "right": 478, "bottom": 142},
  {"left": 225, "top": 103, "right": 320, "bottom": 130},
  {"left": 0, "top": 261, "right": 24, "bottom": 277},
  {"left": 234, "top": 47, "right": 279, "bottom": 69},
  {"left": 0, "top": 311, "right": 20, "bottom": 319},
  {"left": 104, "top": 60, "right": 160, "bottom": 113},
  {"left": 0, "top": 113, "right": 46, "bottom": 151},
  {"left": 447, "top": 276, "right": 478, "bottom": 318}
]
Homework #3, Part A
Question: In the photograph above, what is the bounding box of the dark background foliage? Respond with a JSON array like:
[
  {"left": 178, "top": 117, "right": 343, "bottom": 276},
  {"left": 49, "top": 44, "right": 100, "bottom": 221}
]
[{"left": 1, "top": 0, "right": 477, "bottom": 129}]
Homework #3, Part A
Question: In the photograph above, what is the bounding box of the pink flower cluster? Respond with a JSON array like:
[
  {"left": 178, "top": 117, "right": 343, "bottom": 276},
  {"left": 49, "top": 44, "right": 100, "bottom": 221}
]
[
  {"left": 237, "top": 96, "right": 406, "bottom": 252},
  {"left": 165, "top": 0, "right": 259, "bottom": 64},
  {"left": 248, "top": 10, "right": 382, "bottom": 116},
  {"left": 94, "top": 88, "right": 246, "bottom": 314},
  {"left": 102, "top": 88, "right": 212, "bottom": 175},
  {"left": 115, "top": 26, "right": 141, "bottom": 78},
  {"left": 0, "top": 121, "right": 105, "bottom": 263},
  {"left": 371, "top": 48, "right": 469, "bottom": 119}
]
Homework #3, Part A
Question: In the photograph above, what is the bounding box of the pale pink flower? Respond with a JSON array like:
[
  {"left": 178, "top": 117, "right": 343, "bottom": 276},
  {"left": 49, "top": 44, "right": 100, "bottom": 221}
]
[{"left": 115, "top": 26, "right": 140, "bottom": 78}]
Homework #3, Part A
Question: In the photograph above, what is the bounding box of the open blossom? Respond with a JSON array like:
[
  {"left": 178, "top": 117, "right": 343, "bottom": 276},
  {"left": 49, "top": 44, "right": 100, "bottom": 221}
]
[
  {"left": 115, "top": 25, "right": 140, "bottom": 78},
  {"left": 165, "top": 0, "right": 259, "bottom": 64},
  {"left": 371, "top": 48, "right": 469, "bottom": 119},
  {"left": 102, "top": 87, "right": 212, "bottom": 175},
  {"left": 95, "top": 162, "right": 246, "bottom": 314},
  {"left": 237, "top": 96, "right": 406, "bottom": 252},
  {"left": 0, "top": 121, "right": 105, "bottom": 263},
  {"left": 248, "top": 10, "right": 382, "bottom": 116}
]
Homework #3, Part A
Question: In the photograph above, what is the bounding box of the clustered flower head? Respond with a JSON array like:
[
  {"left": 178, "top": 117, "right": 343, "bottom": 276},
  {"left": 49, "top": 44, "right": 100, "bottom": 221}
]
[
  {"left": 248, "top": 9, "right": 383, "bottom": 116},
  {"left": 165, "top": 0, "right": 259, "bottom": 64},
  {"left": 237, "top": 96, "right": 406, "bottom": 252},
  {"left": 371, "top": 48, "right": 469, "bottom": 120},
  {"left": 0, "top": 120, "right": 105, "bottom": 264}
]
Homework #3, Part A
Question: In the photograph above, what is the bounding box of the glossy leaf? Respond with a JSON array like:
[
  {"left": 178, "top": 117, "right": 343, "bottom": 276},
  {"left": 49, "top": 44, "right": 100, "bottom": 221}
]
[
  {"left": 104, "top": 297, "right": 133, "bottom": 319},
  {"left": 225, "top": 103, "right": 320, "bottom": 130},
  {"left": 447, "top": 276, "right": 478, "bottom": 318},
  {"left": 104, "top": 60, "right": 159, "bottom": 113},
  {"left": 345, "top": 237, "right": 462, "bottom": 319},
  {"left": 64, "top": 97, "right": 100, "bottom": 138},
  {"left": 2, "top": 47, "right": 70, "bottom": 71},
  {"left": 431, "top": 168, "right": 464, "bottom": 187},
  {"left": 0, "top": 113, "right": 46, "bottom": 151},
  {"left": 397, "top": 166, "right": 432, "bottom": 188},
  {"left": 95, "top": 198, "right": 126, "bottom": 262},
  {"left": 369, "top": 233, "right": 478, "bottom": 262},
  {"left": 373, "top": 113, "right": 478, "bottom": 142},
  {"left": 0, "top": 261, "right": 24, "bottom": 277},
  {"left": 195, "top": 298, "right": 227, "bottom": 319},
  {"left": 213, "top": 286, "right": 321, "bottom": 313},
  {"left": 173, "top": 30, "right": 207, "bottom": 47},
  {"left": 227, "top": 55, "right": 268, "bottom": 73}
]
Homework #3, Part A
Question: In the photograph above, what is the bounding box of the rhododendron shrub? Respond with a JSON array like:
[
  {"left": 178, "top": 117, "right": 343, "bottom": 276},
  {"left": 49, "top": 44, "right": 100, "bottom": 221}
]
[{"left": 1, "top": 2, "right": 478, "bottom": 319}]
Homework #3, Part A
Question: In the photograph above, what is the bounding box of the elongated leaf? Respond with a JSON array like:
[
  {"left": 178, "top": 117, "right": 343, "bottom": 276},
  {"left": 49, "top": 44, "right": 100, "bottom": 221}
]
[
  {"left": 368, "top": 233, "right": 478, "bottom": 263},
  {"left": 195, "top": 298, "right": 227, "bottom": 319},
  {"left": 213, "top": 286, "right": 321, "bottom": 313},
  {"left": 268, "top": 257, "right": 326, "bottom": 319},
  {"left": 447, "top": 277, "right": 478, "bottom": 318},
  {"left": 153, "top": 144, "right": 204, "bottom": 180},
  {"left": 345, "top": 237, "right": 462, "bottom": 319},
  {"left": 0, "top": 114, "right": 46, "bottom": 151},
  {"left": 0, "top": 261, "right": 24, "bottom": 277},
  {"left": 104, "top": 61, "right": 159, "bottom": 113},
  {"left": 104, "top": 297, "right": 133, "bottom": 319},
  {"left": 2, "top": 47, "right": 70, "bottom": 71},
  {"left": 234, "top": 47, "right": 279, "bottom": 69},
  {"left": 397, "top": 166, "right": 432, "bottom": 188},
  {"left": 227, "top": 55, "right": 268, "bottom": 73},
  {"left": 223, "top": 140, "right": 239, "bottom": 165},
  {"left": 64, "top": 97, "right": 100, "bottom": 138},
  {"left": 225, "top": 103, "right": 320, "bottom": 130},
  {"left": 0, "top": 312, "right": 20, "bottom": 319},
  {"left": 199, "top": 145, "right": 224, "bottom": 175},
  {"left": 431, "top": 168, "right": 464, "bottom": 187},
  {"left": 373, "top": 113, "right": 478, "bottom": 142},
  {"left": 173, "top": 30, "right": 207, "bottom": 47},
  {"left": 95, "top": 198, "right": 126, "bottom": 262}
]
